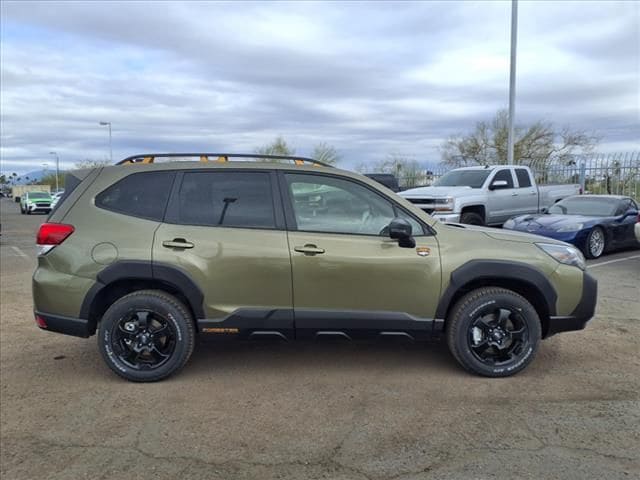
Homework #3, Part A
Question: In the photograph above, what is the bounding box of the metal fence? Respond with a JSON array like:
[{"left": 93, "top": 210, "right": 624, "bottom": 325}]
[
  {"left": 397, "top": 152, "right": 640, "bottom": 200},
  {"left": 539, "top": 152, "right": 640, "bottom": 200}
]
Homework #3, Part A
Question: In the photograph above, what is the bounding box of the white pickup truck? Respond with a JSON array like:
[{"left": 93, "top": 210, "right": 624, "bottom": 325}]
[{"left": 400, "top": 165, "right": 581, "bottom": 226}]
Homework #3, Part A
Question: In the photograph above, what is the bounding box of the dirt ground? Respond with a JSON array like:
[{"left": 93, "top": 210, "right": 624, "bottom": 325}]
[{"left": 1, "top": 197, "right": 639, "bottom": 480}]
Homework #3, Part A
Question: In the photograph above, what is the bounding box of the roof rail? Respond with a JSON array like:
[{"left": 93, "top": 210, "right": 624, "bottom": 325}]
[{"left": 116, "top": 153, "right": 333, "bottom": 168}]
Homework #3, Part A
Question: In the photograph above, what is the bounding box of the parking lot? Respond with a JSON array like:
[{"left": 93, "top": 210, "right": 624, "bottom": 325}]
[{"left": 1, "top": 196, "right": 638, "bottom": 480}]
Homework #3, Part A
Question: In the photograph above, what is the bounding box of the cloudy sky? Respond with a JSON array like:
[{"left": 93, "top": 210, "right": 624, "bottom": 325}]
[{"left": 1, "top": 0, "right": 638, "bottom": 174}]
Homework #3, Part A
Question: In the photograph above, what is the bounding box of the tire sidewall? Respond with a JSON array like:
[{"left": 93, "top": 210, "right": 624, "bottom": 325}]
[
  {"left": 460, "top": 212, "right": 484, "bottom": 225},
  {"left": 98, "top": 293, "right": 193, "bottom": 382},
  {"left": 450, "top": 291, "right": 541, "bottom": 377}
]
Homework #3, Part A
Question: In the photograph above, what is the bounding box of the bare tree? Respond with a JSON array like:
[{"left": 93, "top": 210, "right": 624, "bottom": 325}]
[
  {"left": 357, "top": 154, "right": 427, "bottom": 188},
  {"left": 441, "top": 110, "right": 599, "bottom": 172},
  {"left": 255, "top": 136, "right": 295, "bottom": 157},
  {"left": 74, "top": 159, "right": 111, "bottom": 169},
  {"left": 311, "top": 142, "right": 341, "bottom": 165}
]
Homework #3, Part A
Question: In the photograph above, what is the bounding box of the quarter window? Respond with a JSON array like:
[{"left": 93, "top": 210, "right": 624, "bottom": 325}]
[
  {"left": 176, "top": 172, "right": 276, "bottom": 228},
  {"left": 96, "top": 171, "right": 175, "bottom": 221},
  {"left": 285, "top": 173, "right": 425, "bottom": 236}
]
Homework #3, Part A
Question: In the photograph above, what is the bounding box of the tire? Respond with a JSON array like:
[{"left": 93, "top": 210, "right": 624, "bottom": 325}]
[
  {"left": 98, "top": 290, "right": 195, "bottom": 382},
  {"left": 26, "top": 209, "right": 31, "bottom": 215},
  {"left": 446, "top": 287, "right": 541, "bottom": 377},
  {"left": 584, "top": 227, "right": 606, "bottom": 259},
  {"left": 460, "top": 212, "right": 484, "bottom": 226}
]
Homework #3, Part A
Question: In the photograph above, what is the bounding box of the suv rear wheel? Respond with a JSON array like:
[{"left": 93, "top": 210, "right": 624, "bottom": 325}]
[
  {"left": 446, "top": 287, "right": 541, "bottom": 377},
  {"left": 97, "top": 290, "right": 195, "bottom": 382}
]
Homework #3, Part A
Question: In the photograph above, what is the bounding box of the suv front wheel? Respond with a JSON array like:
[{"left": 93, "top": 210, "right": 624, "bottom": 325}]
[
  {"left": 98, "top": 290, "right": 195, "bottom": 382},
  {"left": 446, "top": 287, "right": 541, "bottom": 377}
]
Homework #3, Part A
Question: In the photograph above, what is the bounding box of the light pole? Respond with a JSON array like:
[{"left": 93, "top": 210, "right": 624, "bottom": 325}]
[
  {"left": 49, "top": 151, "right": 60, "bottom": 192},
  {"left": 507, "top": 0, "right": 518, "bottom": 165},
  {"left": 99, "top": 121, "right": 113, "bottom": 162}
]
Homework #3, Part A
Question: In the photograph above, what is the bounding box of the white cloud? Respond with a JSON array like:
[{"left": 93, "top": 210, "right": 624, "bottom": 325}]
[{"left": 0, "top": 0, "right": 638, "bottom": 174}]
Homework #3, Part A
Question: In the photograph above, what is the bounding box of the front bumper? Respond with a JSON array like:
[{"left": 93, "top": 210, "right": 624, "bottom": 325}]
[
  {"left": 547, "top": 271, "right": 597, "bottom": 336},
  {"left": 27, "top": 204, "right": 51, "bottom": 213},
  {"left": 432, "top": 212, "right": 460, "bottom": 223}
]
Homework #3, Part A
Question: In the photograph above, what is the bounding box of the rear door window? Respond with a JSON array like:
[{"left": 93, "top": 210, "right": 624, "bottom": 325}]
[
  {"left": 96, "top": 171, "right": 175, "bottom": 221},
  {"left": 174, "top": 171, "right": 276, "bottom": 229},
  {"left": 515, "top": 169, "right": 532, "bottom": 188}
]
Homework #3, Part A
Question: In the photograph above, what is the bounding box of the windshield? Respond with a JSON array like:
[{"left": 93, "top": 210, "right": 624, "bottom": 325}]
[
  {"left": 28, "top": 192, "right": 51, "bottom": 199},
  {"left": 434, "top": 170, "right": 491, "bottom": 188},
  {"left": 548, "top": 197, "right": 618, "bottom": 216}
]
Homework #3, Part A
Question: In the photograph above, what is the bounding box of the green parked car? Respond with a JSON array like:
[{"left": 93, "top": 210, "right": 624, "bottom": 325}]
[
  {"left": 20, "top": 191, "right": 52, "bottom": 214},
  {"left": 32, "top": 154, "right": 597, "bottom": 382}
]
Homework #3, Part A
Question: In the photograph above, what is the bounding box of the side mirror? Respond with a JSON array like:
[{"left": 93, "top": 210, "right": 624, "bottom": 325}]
[
  {"left": 540, "top": 207, "right": 548, "bottom": 214},
  {"left": 489, "top": 180, "right": 509, "bottom": 190},
  {"left": 388, "top": 218, "right": 416, "bottom": 248},
  {"left": 623, "top": 209, "right": 638, "bottom": 219}
]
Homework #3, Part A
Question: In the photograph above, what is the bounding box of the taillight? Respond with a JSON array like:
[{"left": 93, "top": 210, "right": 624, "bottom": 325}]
[
  {"left": 36, "top": 223, "right": 74, "bottom": 254},
  {"left": 35, "top": 315, "right": 48, "bottom": 329}
]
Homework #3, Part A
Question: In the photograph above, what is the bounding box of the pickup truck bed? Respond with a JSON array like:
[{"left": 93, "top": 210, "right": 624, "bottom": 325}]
[{"left": 400, "top": 165, "right": 581, "bottom": 226}]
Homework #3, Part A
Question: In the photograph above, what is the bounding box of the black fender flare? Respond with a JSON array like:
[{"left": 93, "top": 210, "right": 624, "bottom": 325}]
[
  {"left": 79, "top": 260, "right": 205, "bottom": 321},
  {"left": 435, "top": 260, "right": 557, "bottom": 320}
]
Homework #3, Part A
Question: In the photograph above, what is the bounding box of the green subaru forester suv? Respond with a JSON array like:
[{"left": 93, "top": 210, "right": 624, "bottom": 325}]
[{"left": 33, "top": 154, "right": 597, "bottom": 382}]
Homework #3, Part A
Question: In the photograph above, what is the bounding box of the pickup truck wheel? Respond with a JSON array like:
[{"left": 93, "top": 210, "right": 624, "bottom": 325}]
[
  {"left": 446, "top": 287, "right": 541, "bottom": 377},
  {"left": 460, "top": 212, "right": 484, "bottom": 225},
  {"left": 98, "top": 290, "right": 195, "bottom": 382},
  {"left": 584, "top": 227, "right": 606, "bottom": 259}
]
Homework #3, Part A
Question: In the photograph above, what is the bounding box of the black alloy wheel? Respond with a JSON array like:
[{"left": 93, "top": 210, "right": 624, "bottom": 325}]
[
  {"left": 112, "top": 310, "right": 177, "bottom": 370},
  {"left": 98, "top": 290, "right": 195, "bottom": 382},
  {"left": 446, "top": 287, "right": 541, "bottom": 377},
  {"left": 468, "top": 307, "right": 529, "bottom": 366}
]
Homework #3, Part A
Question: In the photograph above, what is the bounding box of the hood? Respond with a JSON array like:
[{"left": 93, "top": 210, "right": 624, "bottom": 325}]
[
  {"left": 509, "top": 214, "right": 598, "bottom": 231},
  {"left": 400, "top": 186, "right": 473, "bottom": 198},
  {"left": 443, "top": 223, "right": 568, "bottom": 245}
]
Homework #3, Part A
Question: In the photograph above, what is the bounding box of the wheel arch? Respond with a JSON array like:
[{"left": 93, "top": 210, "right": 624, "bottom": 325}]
[
  {"left": 80, "top": 261, "right": 205, "bottom": 334},
  {"left": 436, "top": 260, "right": 557, "bottom": 338},
  {"left": 460, "top": 205, "right": 486, "bottom": 222}
]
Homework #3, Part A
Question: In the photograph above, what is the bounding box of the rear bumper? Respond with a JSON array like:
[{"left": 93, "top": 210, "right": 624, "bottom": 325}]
[
  {"left": 34, "top": 311, "right": 92, "bottom": 338},
  {"left": 547, "top": 271, "right": 597, "bottom": 336}
]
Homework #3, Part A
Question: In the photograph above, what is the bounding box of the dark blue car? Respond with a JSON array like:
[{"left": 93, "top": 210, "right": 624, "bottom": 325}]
[{"left": 503, "top": 195, "right": 640, "bottom": 259}]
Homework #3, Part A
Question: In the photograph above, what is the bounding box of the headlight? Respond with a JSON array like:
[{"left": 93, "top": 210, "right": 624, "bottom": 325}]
[
  {"left": 434, "top": 197, "right": 454, "bottom": 212},
  {"left": 503, "top": 218, "right": 515, "bottom": 229},
  {"left": 536, "top": 243, "right": 585, "bottom": 270},
  {"left": 555, "top": 223, "right": 583, "bottom": 232}
]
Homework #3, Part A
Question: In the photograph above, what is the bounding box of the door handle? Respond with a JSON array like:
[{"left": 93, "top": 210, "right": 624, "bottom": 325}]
[
  {"left": 294, "top": 244, "right": 325, "bottom": 255},
  {"left": 511, "top": 192, "right": 518, "bottom": 196},
  {"left": 162, "top": 238, "right": 195, "bottom": 249}
]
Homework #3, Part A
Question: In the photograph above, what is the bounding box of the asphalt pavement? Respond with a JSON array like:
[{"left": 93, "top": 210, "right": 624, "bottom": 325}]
[{"left": 1, "top": 197, "right": 639, "bottom": 480}]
